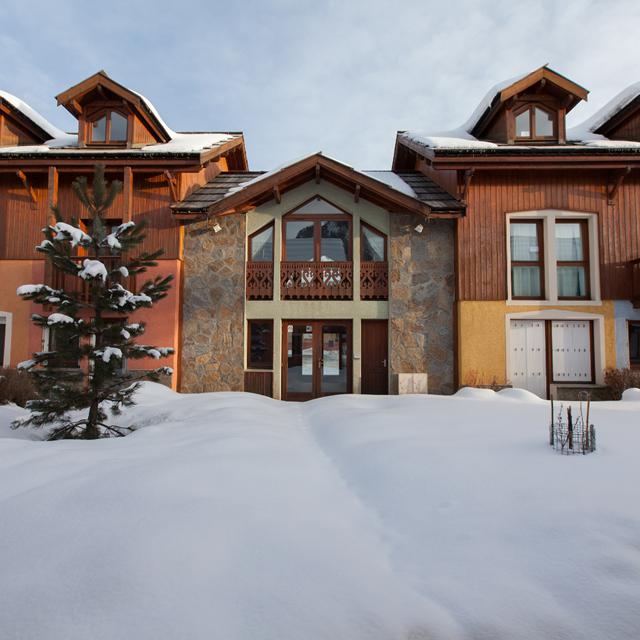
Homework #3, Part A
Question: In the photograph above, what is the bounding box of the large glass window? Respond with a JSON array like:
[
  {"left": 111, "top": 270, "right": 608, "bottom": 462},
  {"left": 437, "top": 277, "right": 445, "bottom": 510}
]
[
  {"left": 91, "top": 116, "right": 107, "bottom": 142},
  {"left": 556, "top": 221, "right": 589, "bottom": 299},
  {"left": 510, "top": 221, "right": 544, "bottom": 298},
  {"left": 248, "top": 223, "right": 274, "bottom": 261},
  {"left": 283, "top": 198, "right": 351, "bottom": 262},
  {"left": 361, "top": 223, "right": 386, "bottom": 261},
  {"left": 110, "top": 111, "right": 128, "bottom": 141},
  {"left": 247, "top": 320, "right": 273, "bottom": 370}
]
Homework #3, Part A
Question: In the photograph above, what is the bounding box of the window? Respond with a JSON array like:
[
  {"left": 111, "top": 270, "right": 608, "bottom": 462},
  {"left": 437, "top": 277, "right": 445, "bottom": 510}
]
[
  {"left": 361, "top": 223, "right": 387, "bottom": 262},
  {"left": 247, "top": 320, "right": 273, "bottom": 370},
  {"left": 514, "top": 105, "right": 556, "bottom": 141},
  {"left": 88, "top": 111, "right": 129, "bottom": 144},
  {"left": 283, "top": 197, "right": 351, "bottom": 262},
  {"left": 510, "top": 221, "right": 544, "bottom": 299},
  {"left": 46, "top": 326, "right": 80, "bottom": 369},
  {"left": 556, "top": 220, "right": 589, "bottom": 299},
  {"left": 630, "top": 322, "right": 640, "bottom": 368},
  {"left": 0, "top": 315, "right": 7, "bottom": 367},
  {"left": 248, "top": 223, "right": 274, "bottom": 261}
]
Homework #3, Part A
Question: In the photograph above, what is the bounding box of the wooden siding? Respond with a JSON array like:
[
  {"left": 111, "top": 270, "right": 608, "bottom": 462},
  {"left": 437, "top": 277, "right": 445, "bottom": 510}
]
[
  {"left": 57, "top": 173, "right": 125, "bottom": 221},
  {"left": 609, "top": 112, "right": 640, "bottom": 142},
  {"left": 0, "top": 112, "right": 41, "bottom": 147},
  {"left": 244, "top": 370, "right": 273, "bottom": 397},
  {"left": 0, "top": 173, "right": 49, "bottom": 259},
  {"left": 131, "top": 114, "right": 157, "bottom": 146},
  {"left": 131, "top": 173, "right": 179, "bottom": 258},
  {"left": 455, "top": 170, "right": 640, "bottom": 301}
]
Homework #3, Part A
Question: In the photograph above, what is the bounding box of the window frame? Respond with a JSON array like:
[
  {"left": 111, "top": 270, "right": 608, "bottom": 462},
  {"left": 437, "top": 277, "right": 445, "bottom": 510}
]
[
  {"left": 555, "top": 219, "right": 591, "bottom": 300},
  {"left": 513, "top": 104, "right": 557, "bottom": 142},
  {"left": 282, "top": 197, "right": 352, "bottom": 262},
  {"left": 629, "top": 321, "right": 640, "bottom": 369},
  {"left": 87, "top": 108, "right": 130, "bottom": 146},
  {"left": 247, "top": 319, "right": 274, "bottom": 370},
  {"left": 509, "top": 219, "right": 545, "bottom": 300},
  {"left": 248, "top": 221, "right": 274, "bottom": 262},
  {"left": 360, "top": 221, "right": 387, "bottom": 262}
]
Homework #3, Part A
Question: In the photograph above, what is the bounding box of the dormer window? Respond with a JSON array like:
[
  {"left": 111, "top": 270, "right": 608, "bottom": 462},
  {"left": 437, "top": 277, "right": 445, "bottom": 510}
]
[
  {"left": 514, "top": 105, "right": 556, "bottom": 141},
  {"left": 88, "top": 110, "right": 128, "bottom": 144}
]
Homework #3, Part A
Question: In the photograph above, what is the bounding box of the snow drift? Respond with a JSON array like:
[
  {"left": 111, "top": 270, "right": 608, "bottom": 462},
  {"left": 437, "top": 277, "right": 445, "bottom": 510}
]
[{"left": 0, "top": 384, "right": 639, "bottom": 639}]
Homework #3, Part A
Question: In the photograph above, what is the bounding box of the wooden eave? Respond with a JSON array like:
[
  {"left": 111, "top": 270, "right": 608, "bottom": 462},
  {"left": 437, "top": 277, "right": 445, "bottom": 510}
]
[
  {"left": 55, "top": 71, "right": 171, "bottom": 143},
  {"left": 593, "top": 95, "right": 640, "bottom": 137},
  {"left": 199, "top": 135, "right": 248, "bottom": 169},
  {"left": 172, "top": 154, "right": 464, "bottom": 218},
  {"left": 0, "top": 99, "right": 52, "bottom": 143},
  {"left": 471, "top": 66, "right": 589, "bottom": 138}
]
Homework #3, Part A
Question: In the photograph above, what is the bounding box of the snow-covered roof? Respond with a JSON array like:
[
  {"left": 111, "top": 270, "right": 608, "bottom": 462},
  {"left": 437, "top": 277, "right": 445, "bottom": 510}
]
[
  {"left": 567, "top": 81, "right": 640, "bottom": 145},
  {"left": 0, "top": 90, "right": 67, "bottom": 141}
]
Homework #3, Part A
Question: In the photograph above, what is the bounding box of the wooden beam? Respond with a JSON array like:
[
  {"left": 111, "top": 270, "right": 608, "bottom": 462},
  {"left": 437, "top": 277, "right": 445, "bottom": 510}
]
[
  {"left": 163, "top": 170, "right": 178, "bottom": 202},
  {"left": 47, "top": 166, "right": 58, "bottom": 223},
  {"left": 315, "top": 164, "right": 321, "bottom": 184},
  {"left": 460, "top": 168, "right": 475, "bottom": 202},
  {"left": 16, "top": 170, "right": 38, "bottom": 209},
  {"left": 272, "top": 185, "right": 281, "bottom": 204},
  {"left": 607, "top": 166, "right": 632, "bottom": 204},
  {"left": 123, "top": 166, "right": 133, "bottom": 221},
  {"left": 354, "top": 183, "right": 361, "bottom": 203}
]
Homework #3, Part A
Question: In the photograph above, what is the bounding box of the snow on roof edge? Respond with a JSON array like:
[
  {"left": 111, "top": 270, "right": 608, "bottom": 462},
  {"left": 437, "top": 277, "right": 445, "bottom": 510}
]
[{"left": 0, "top": 90, "right": 66, "bottom": 140}]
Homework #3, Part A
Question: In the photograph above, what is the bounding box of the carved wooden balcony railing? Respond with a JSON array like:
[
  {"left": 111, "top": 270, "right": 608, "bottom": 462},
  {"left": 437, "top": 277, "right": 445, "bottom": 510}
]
[
  {"left": 360, "top": 261, "right": 388, "bottom": 300},
  {"left": 631, "top": 258, "right": 640, "bottom": 308},
  {"left": 45, "top": 256, "right": 135, "bottom": 304},
  {"left": 280, "top": 261, "right": 353, "bottom": 300},
  {"left": 246, "top": 262, "right": 274, "bottom": 300}
]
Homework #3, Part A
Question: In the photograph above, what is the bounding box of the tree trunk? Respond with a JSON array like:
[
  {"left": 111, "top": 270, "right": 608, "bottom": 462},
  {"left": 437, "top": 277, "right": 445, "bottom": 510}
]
[{"left": 85, "top": 398, "right": 100, "bottom": 439}]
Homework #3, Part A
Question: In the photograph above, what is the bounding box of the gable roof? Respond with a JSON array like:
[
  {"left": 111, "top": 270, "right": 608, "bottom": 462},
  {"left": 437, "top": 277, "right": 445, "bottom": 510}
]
[
  {"left": 468, "top": 65, "right": 588, "bottom": 138},
  {"left": 55, "top": 70, "right": 174, "bottom": 142},
  {"left": 0, "top": 90, "right": 66, "bottom": 142},
  {"left": 172, "top": 153, "right": 464, "bottom": 217}
]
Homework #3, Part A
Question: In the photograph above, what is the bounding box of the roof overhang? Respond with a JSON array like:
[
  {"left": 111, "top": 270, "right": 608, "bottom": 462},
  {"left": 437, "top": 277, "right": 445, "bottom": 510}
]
[
  {"left": 171, "top": 153, "right": 465, "bottom": 218},
  {"left": 55, "top": 70, "right": 172, "bottom": 143},
  {"left": 0, "top": 98, "right": 53, "bottom": 143}
]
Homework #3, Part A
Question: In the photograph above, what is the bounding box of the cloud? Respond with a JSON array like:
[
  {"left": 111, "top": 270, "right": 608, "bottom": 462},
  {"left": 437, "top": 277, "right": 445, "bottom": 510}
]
[{"left": 1, "top": 0, "right": 639, "bottom": 168}]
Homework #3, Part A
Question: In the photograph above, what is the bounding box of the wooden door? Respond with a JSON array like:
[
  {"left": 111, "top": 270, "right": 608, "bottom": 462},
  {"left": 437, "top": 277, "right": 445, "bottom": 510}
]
[
  {"left": 509, "top": 319, "right": 547, "bottom": 398},
  {"left": 551, "top": 320, "right": 594, "bottom": 383},
  {"left": 361, "top": 320, "right": 388, "bottom": 394}
]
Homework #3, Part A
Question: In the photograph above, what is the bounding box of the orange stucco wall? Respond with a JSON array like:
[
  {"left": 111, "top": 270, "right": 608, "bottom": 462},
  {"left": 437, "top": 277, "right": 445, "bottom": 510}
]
[{"left": 0, "top": 259, "right": 182, "bottom": 389}]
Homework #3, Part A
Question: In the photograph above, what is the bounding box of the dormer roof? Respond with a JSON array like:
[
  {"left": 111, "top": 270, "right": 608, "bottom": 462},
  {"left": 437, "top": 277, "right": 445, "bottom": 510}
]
[
  {"left": 55, "top": 70, "right": 173, "bottom": 143},
  {"left": 469, "top": 65, "right": 589, "bottom": 139},
  {"left": 0, "top": 90, "right": 66, "bottom": 142}
]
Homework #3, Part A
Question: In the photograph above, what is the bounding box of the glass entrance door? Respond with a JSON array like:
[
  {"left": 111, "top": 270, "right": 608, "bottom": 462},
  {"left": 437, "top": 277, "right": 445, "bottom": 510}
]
[{"left": 283, "top": 321, "right": 351, "bottom": 400}]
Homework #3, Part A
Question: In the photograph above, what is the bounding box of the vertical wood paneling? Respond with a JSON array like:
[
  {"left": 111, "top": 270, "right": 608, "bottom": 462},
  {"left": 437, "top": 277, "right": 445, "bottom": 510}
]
[{"left": 454, "top": 169, "right": 639, "bottom": 301}]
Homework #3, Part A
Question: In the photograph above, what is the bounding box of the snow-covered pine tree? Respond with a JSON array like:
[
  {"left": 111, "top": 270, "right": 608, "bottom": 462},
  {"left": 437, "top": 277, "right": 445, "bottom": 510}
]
[{"left": 13, "top": 164, "right": 174, "bottom": 439}]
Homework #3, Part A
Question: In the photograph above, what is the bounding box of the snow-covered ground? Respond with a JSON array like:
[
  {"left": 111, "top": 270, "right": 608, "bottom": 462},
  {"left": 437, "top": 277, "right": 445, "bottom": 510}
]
[{"left": 1, "top": 384, "right": 639, "bottom": 640}]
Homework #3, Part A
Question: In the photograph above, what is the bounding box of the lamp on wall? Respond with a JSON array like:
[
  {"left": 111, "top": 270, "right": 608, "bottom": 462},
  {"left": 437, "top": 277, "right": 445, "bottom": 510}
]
[
  {"left": 414, "top": 223, "right": 424, "bottom": 234},
  {"left": 212, "top": 222, "right": 222, "bottom": 233}
]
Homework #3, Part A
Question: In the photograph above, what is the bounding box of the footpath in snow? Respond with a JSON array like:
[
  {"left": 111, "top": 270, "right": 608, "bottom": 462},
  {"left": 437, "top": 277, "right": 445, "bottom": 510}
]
[{"left": 0, "top": 383, "right": 639, "bottom": 640}]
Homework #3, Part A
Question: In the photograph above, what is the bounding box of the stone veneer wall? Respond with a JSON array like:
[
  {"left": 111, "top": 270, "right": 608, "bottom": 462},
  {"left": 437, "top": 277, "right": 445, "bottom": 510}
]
[
  {"left": 180, "top": 214, "right": 245, "bottom": 392},
  {"left": 389, "top": 214, "right": 455, "bottom": 394}
]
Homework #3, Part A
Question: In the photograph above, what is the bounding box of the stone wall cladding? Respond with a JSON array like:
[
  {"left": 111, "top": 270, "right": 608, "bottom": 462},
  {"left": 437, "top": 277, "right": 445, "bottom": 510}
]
[
  {"left": 180, "top": 214, "right": 245, "bottom": 392},
  {"left": 389, "top": 215, "right": 455, "bottom": 394}
]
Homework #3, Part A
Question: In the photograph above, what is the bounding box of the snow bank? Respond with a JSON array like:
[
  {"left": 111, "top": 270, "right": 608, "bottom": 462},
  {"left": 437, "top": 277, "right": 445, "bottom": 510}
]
[
  {"left": 0, "top": 385, "right": 639, "bottom": 639},
  {"left": 621, "top": 387, "right": 640, "bottom": 402}
]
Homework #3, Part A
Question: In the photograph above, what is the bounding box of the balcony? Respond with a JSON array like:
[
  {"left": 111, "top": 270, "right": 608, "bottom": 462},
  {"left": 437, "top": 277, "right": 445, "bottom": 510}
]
[
  {"left": 360, "top": 261, "right": 388, "bottom": 300},
  {"left": 631, "top": 258, "right": 640, "bottom": 308},
  {"left": 246, "top": 262, "right": 274, "bottom": 300},
  {"left": 45, "top": 256, "right": 135, "bottom": 304},
  {"left": 281, "top": 261, "right": 353, "bottom": 300}
]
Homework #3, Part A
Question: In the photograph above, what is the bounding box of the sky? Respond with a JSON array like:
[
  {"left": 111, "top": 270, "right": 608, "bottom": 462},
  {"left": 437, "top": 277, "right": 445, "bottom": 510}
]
[{"left": 1, "top": 0, "right": 640, "bottom": 169}]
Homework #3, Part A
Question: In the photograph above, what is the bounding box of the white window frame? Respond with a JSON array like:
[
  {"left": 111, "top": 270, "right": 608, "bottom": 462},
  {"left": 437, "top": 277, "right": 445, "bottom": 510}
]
[
  {"left": 0, "top": 312, "right": 12, "bottom": 368},
  {"left": 506, "top": 210, "right": 601, "bottom": 305}
]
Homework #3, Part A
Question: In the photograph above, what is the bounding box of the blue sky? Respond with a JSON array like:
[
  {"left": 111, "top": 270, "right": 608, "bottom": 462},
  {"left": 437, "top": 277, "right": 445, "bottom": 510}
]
[{"left": 1, "top": 0, "right": 639, "bottom": 168}]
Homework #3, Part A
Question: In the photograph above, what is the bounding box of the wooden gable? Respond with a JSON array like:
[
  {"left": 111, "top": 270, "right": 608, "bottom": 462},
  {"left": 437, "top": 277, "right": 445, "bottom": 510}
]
[
  {"left": 55, "top": 71, "right": 172, "bottom": 148},
  {"left": 593, "top": 95, "right": 640, "bottom": 142},
  {"left": 0, "top": 98, "right": 53, "bottom": 147},
  {"left": 471, "top": 66, "right": 589, "bottom": 144}
]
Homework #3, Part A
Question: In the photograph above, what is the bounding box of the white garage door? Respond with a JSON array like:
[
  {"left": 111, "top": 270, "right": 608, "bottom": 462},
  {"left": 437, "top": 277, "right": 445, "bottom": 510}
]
[
  {"left": 509, "top": 319, "right": 547, "bottom": 398},
  {"left": 551, "top": 321, "right": 592, "bottom": 382}
]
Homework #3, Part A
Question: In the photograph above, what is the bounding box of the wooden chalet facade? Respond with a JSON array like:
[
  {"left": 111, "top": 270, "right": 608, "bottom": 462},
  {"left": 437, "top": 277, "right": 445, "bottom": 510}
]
[
  {"left": 394, "top": 66, "right": 640, "bottom": 397},
  {"left": 1, "top": 66, "right": 639, "bottom": 400}
]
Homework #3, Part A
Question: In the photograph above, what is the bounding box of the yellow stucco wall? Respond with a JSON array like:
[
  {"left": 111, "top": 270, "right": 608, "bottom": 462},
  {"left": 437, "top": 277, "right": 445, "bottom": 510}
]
[{"left": 458, "top": 300, "right": 617, "bottom": 387}]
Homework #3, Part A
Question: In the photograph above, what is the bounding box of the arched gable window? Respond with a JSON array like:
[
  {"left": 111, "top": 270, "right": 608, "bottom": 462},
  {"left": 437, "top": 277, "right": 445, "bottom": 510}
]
[
  {"left": 513, "top": 105, "right": 556, "bottom": 141},
  {"left": 283, "top": 197, "right": 352, "bottom": 262},
  {"left": 88, "top": 110, "right": 129, "bottom": 144}
]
